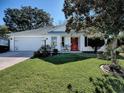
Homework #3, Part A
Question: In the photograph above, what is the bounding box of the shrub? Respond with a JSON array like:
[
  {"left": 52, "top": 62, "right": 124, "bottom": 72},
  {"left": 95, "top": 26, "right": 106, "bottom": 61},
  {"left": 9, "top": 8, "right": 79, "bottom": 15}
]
[
  {"left": 52, "top": 49, "right": 58, "bottom": 55},
  {"left": 33, "top": 51, "right": 41, "bottom": 58},
  {"left": 97, "top": 51, "right": 111, "bottom": 60},
  {"left": 33, "top": 45, "right": 51, "bottom": 58},
  {"left": 116, "top": 46, "right": 124, "bottom": 53}
]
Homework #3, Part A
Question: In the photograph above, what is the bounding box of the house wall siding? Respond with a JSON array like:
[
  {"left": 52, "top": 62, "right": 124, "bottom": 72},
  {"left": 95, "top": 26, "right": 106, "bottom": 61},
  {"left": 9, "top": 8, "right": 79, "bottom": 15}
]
[
  {"left": 9, "top": 34, "right": 94, "bottom": 52},
  {"left": 56, "top": 36, "right": 61, "bottom": 51},
  {"left": 9, "top": 36, "right": 14, "bottom": 51},
  {"left": 80, "top": 35, "right": 84, "bottom": 51}
]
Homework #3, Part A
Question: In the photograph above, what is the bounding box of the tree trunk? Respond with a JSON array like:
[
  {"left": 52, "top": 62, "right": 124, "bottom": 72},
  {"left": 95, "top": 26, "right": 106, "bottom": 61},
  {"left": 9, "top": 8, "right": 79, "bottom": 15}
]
[{"left": 111, "top": 38, "right": 117, "bottom": 64}]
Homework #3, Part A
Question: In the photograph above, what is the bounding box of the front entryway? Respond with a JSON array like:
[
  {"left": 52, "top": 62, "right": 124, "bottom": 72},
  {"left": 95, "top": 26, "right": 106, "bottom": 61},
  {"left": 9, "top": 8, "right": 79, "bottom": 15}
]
[{"left": 71, "top": 37, "right": 79, "bottom": 51}]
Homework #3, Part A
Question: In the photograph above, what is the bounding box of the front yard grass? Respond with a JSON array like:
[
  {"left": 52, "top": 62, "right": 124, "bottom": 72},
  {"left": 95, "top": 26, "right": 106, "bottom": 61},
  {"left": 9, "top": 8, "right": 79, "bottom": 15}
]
[{"left": 0, "top": 53, "right": 124, "bottom": 93}]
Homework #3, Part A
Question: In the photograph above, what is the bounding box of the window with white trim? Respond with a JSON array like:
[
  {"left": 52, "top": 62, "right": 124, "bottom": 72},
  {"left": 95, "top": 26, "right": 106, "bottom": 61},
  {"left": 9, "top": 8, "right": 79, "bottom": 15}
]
[{"left": 51, "top": 37, "right": 57, "bottom": 48}]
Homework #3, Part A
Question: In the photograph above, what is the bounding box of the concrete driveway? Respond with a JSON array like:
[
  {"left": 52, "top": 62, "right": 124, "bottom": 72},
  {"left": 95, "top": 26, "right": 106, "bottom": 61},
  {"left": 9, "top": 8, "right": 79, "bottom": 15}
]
[{"left": 0, "top": 51, "right": 33, "bottom": 70}]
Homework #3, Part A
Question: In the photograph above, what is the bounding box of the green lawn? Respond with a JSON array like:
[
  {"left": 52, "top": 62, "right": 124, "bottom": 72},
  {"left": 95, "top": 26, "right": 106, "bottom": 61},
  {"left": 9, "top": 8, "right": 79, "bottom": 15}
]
[{"left": 0, "top": 53, "right": 124, "bottom": 93}]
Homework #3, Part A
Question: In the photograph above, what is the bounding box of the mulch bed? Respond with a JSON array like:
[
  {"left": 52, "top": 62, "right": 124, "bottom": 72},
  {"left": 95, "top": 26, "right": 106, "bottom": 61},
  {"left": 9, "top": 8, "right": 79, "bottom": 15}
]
[{"left": 100, "top": 64, "right": 124, "bottom": 77}]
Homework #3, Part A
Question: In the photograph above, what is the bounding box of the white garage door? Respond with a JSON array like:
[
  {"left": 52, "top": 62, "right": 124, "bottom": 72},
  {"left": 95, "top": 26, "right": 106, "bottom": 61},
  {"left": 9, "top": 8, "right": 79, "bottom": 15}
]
[{"left": 14, "top": 37, "right": 45, "bottom": 51}]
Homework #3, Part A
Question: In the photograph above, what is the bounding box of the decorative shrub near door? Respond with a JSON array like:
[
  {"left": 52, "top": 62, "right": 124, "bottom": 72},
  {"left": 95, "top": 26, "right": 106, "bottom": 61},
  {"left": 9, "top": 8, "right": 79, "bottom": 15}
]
[{"left": 33, "top": 45, "right": 58, "bottom": 58}]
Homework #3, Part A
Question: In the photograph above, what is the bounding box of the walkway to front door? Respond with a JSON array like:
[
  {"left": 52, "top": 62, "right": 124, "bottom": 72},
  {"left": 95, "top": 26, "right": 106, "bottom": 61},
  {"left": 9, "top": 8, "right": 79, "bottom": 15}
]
[{"left": 71, "top": 37, "right": 79, "bottom": 51}]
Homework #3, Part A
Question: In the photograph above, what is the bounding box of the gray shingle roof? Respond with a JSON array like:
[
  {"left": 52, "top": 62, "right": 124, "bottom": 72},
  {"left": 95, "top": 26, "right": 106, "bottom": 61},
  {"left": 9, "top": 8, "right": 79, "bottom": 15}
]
[{"left": 9, "top": 25, "right": 66, "bottom": 36}]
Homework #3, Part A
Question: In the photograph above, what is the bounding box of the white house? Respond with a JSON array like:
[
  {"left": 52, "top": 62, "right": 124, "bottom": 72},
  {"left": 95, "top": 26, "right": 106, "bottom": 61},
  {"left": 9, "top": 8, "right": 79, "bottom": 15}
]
[{"left": 9, "top": 25, "right": 95, "bottom": 52}]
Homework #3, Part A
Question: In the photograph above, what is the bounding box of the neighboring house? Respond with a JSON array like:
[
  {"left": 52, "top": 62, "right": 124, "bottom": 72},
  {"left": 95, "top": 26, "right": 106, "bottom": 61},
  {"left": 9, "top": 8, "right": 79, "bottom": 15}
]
[
  {"left": 0, "top": 37, "right": 9, "bottom": 46},
  {"left": 8, "top": 25, "right": 96, "bottom": 52},
  {"left": 0, "top": 37, "right": 9, "bottom": 53}
]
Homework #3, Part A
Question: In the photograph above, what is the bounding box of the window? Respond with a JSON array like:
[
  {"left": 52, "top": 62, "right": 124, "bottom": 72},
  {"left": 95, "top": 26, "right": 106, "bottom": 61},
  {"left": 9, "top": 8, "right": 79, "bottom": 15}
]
[
  {"left": 85, "top": 37, "right": 88, "bottom": 46},
  {"left": 51, "top": 37, "right": 57, "bottom": 48},
  {"left": 62, "top": 37, "right": 65, "bottom": 47},
  {"left": 85, "top": 37, "right": 92, "bottom": 46}
]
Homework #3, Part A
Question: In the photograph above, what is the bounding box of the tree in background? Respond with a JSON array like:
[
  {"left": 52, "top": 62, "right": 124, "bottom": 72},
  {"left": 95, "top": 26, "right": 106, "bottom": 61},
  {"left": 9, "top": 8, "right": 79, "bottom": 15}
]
[
  {"left": 3, "top": 6, "right": 53, "bottom": 32},
  {"left": 63, "top": 0, "right": 124, "bottom": 73},
  {"left": 0, "top": 25, "right": 9, "bottom": 38}
]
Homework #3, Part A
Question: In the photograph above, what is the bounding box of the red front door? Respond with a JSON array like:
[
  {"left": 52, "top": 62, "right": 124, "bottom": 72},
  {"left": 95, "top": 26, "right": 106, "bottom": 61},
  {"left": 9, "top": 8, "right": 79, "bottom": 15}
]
[{"left": 71, "top": 37, "right": 79, "bottom": 51}]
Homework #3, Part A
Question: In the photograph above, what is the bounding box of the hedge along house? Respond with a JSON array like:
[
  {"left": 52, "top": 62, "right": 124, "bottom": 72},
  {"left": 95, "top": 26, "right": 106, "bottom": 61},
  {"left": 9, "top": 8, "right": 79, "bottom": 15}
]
[{"left": 8, "top": 25, "right": 102, "bottom": 52}]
